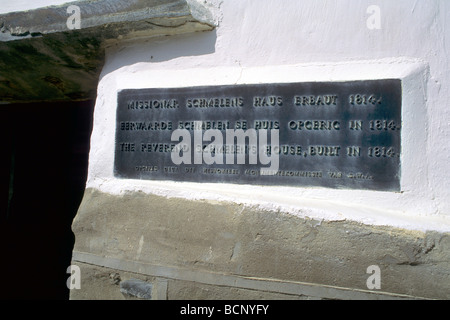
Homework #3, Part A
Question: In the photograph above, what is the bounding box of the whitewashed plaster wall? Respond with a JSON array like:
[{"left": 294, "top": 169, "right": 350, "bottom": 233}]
[{"left": 88, "top": 0, "right": 450, "bottom": 232}]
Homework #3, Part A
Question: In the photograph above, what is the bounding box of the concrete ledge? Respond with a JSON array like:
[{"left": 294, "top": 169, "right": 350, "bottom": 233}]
[
  {"left": 0, "top": 0, "right": 215, "bottom": 103},
  {"left": 71, "top": 188, "right": 450, "bottom": 300},
  {"left": 71, "top": 252, "right": 424, "bottom": 300}
]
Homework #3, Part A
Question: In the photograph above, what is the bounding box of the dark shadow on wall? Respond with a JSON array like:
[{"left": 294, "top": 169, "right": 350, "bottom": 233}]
[
  {"left": 100, "top": 29, "right": 217, "bottom": 77},
  {"left": 0, "top": 100, "right": 94, "bottom": 299}
]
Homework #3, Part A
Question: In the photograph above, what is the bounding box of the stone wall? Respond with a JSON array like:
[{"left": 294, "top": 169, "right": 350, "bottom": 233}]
[{"left": 71, "top": 189, "right": 449, "bottom": 299}]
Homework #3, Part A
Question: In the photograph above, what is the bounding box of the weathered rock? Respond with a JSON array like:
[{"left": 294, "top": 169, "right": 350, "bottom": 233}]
[{"left": 0, "top": 0, "right": 214, "bottom": 103}]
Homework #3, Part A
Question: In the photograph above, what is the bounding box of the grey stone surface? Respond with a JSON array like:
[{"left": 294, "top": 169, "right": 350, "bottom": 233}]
[
  {"left": 0, "top": 0, "right": 212, "bottom": 40},
  {"left": 0, "top": 0, "right": 215, "bottom": 103},
  {"left": 71, "top": 188, "right": 450, "bottom": 300},
  {"left": 120, "top": 279, "right": 153, "bottom": 300},
  {"left": 69, "top": 262, "right": 157, "bottom": 300}
]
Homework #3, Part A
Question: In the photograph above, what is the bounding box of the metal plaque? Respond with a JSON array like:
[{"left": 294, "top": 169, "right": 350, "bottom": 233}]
[{"left": 115, "top": 80, "right": 401, "bottom": 191}]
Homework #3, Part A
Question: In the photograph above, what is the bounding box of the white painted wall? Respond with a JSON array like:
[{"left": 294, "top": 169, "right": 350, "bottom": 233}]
[
  {"left": 0, "top": 0, "right": 72, "bottom": 14},
  {"left": 88, "top": 0, "right": 450, "bottom": 232}
]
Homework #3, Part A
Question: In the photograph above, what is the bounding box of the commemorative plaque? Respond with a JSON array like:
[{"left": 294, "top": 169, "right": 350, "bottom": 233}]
[{"left": 115, "top": 80, "right": 401, "bottom": 191}]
